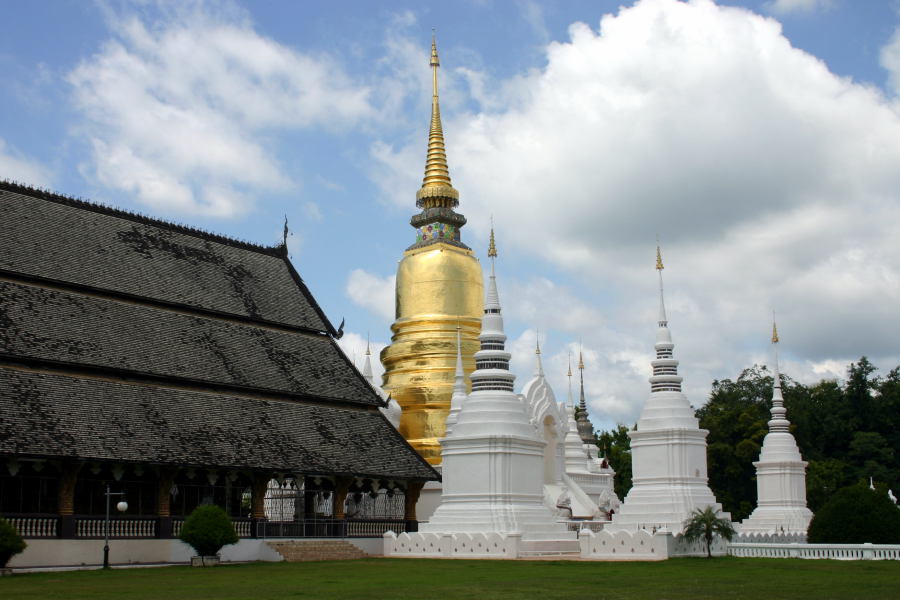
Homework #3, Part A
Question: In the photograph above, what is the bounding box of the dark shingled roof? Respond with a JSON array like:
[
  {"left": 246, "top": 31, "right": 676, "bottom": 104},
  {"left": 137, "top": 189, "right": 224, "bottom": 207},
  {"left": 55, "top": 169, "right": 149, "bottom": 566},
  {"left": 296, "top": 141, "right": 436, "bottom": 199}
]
[
  {"left": 0, "top": 367, "right": 435, "bottom": 480},
  {"left": 0, "top": 181, "right": 438, "bottom": 481},
  {"left": 0, "top": 182, "right": 330, "bottom": 333},
  {"left": 0, "top": 280, "right": 378, "bottom": 406}
]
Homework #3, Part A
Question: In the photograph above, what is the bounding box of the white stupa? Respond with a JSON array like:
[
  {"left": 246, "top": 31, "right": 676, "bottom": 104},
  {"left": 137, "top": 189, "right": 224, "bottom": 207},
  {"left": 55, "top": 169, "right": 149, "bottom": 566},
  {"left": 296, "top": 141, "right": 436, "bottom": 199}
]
[
  {"left": 421, "top": 230, "right": 574, "bottom": 549},
  {"left": 608, "top": 246, "right": 723, "bottom": 532},
  {"left": 444, "top": 326, "right": 467, "bottom": 436},
  {"left": 562, "top": 357, "right": 592, "bottom": 473},
  {"left": 740, "top": 323, "right": 813, "bottom": 535},
  {"left": 362, "top": 338, "right": 402, "bottom": 429}
]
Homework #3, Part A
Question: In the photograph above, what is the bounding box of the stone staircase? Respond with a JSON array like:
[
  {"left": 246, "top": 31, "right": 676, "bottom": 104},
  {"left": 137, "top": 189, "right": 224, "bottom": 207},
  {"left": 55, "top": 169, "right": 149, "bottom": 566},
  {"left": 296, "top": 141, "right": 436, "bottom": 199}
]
[{"left": 266, "top": 540, "right": 369, "bottom": 562}]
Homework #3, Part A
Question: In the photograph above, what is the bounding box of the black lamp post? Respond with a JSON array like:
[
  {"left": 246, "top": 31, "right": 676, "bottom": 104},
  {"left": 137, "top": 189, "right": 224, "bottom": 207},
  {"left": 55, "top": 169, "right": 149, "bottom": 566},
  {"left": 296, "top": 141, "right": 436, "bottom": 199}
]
[{"left": 103, "top": 483, "right": 128, "bottom": 569}]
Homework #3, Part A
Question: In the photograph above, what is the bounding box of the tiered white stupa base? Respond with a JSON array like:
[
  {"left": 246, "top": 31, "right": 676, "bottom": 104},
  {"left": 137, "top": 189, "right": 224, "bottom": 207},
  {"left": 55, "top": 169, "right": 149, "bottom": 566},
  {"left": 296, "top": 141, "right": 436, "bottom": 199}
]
[
  {"left": 421, "top": 434, "right": 577, "bottom": 555},
  {"left": 740, "top": 505, "right": 812, "bottom": 536},
  {"left": 607, "top": 426, "right": 726, "bottom": 533},
  {"left": 741, "top": 431, "right": 813, "bottom": 535}
]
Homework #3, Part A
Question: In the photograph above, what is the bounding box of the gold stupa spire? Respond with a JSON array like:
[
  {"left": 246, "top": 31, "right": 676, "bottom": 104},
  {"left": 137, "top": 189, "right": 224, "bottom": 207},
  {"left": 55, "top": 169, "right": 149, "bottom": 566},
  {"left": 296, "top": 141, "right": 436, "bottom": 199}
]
[
  {"left": 656, "top": 245, "right": 664, "bottom": 270},
  {"left": 416, "top": 34, "right": 459, "bottom": 209},
  {"left": 772, "top": 321, "right": 779, "bottom": 344},
  {"left": 578, "top": 350, "right": 585, "bottom": 371},
  {"left": 488, "top": 226, "right": 497, "bottom": 258}
]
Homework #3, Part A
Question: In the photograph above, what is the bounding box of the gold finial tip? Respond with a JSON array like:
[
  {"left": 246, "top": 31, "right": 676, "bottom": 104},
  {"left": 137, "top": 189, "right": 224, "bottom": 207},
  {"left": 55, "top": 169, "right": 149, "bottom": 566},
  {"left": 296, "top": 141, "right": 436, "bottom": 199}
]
[
  {"left": 578, "top": 351, "right": 585, "bottom": 370},
  {"left": 535, "top": 338, "right": 541, "bottom": 355},
  {"left": 772, "top": 322, "right": 779, "bottom": 344},
  {"left": 430, "top": 34, "right": 440, "bottom": 67},
  {"left": 488, "top": 227, "right": 497, "bottom": 258},
  {"left": 656, "top": 245, "right": 664, "bottom": 270}
]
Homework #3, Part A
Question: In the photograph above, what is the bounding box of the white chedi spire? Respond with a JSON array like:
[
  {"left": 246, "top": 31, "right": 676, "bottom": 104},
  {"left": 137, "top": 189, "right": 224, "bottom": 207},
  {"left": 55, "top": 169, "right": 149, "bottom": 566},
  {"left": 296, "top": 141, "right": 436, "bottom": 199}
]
[
  {"left": 363, "top": 336, "right": 402, "bottom": 429},
  {"left": 362, "top": 334, "right": 374, "bottom": 385},
  {"left": 563, "top": 353, "right": 591, "bottom": 473},
  {"left": 741, "top": 321, "right": 813, "bottom": 535},
  {"left": 466, "top": 227, "right": 516, "bottom": 396},
  {"left": 637, "top": 245, "right": 696, "bottom": 429},
  {"left": 445, "top": 325, "right": 467, "bottom": 434}
]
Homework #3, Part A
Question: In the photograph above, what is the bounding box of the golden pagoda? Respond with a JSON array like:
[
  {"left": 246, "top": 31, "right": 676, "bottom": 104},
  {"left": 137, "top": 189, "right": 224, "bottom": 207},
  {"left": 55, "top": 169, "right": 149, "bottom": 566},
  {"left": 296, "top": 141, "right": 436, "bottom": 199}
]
[{"left": 380, "top": 37, "right": 484, "bottom": 465}]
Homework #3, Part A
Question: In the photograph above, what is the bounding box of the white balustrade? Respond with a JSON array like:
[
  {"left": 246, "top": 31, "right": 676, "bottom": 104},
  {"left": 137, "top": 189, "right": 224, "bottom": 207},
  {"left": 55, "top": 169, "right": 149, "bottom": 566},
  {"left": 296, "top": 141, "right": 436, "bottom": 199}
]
[
  {"left": 9, "top": 516, "right": 58, "bottom": 538},
  {"left": 75, "top": 517, "right": 156, "bottom": 538},
  {"left": 728, "top": 542, "right": 900, "bottom": 560}
]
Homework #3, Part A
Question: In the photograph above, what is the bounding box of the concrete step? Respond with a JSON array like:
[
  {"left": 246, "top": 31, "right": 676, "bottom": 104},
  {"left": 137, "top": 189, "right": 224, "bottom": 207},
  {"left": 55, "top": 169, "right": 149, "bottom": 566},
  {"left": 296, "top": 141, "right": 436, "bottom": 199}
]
[
  {"left": 517, "top": 551, "right": 582, "bottom": 559},
  {"left": 266, "top": 540, "right": 368, "bottom": 562},
  {"left": 520, "top": 538, "right": 581, "bottom": 554}
]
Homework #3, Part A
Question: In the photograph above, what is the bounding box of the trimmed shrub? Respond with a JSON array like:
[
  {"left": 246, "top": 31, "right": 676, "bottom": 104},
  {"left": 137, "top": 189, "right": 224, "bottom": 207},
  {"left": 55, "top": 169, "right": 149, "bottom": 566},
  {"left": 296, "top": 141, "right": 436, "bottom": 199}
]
[
  {"left": 179, "top": 505, "right": 239, "bottom": 557},
  {"left": 0, "top": 517, "right": 27, "bottom": 567},
  {"left": 807, "top": 483, "right": 900, "bottom": 544}
]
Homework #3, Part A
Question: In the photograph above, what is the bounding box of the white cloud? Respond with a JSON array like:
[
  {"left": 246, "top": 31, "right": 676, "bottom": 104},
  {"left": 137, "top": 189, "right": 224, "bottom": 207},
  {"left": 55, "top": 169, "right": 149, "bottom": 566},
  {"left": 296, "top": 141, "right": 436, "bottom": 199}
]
[
  {"left": 371, "top": 0, "right": 900, "bottom": 428},
  {"left": 764, "top": 0, "right": 834, "bottom": 16},
  {"left": 881, "top": 27, "right": 900, "bottom": 97},
  {"left": 68, "top": 4, "right": 373, "bottom": 217},
  {"left": 346, "top": 269, "right": 396, "bottom": 322},
  {"left": 0, "top": 139, "right": 53, "bottom": 187}
]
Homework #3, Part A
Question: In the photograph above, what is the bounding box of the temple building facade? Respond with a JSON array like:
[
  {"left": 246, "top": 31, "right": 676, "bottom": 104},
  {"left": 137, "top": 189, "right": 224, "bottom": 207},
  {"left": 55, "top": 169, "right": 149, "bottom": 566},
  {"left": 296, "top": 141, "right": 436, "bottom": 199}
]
[{"left": 0, "top": 181, "right": 437, "bottom": 567}]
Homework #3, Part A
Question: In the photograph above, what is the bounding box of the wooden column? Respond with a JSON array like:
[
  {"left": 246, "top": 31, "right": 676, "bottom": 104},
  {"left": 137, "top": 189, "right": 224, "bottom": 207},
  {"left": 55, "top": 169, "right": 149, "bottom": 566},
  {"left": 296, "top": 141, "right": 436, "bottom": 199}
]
[
  {"left": 249, "top": 474, "right": 269, "bottom": 538},
  {"left": 332, "top": 477, "right": 353, "bottom": 519},
  {"left": 156, "top": 468, "right": 176, "bottom": 538},
  {"left": 332, "top": 477, "right": 352, "bottom": 537},
  {"left": 404, "top": 481, "right": 425, "bottom": 532},
  {"left": 57, "top": 462, "right": 81, "bottom": 538}
]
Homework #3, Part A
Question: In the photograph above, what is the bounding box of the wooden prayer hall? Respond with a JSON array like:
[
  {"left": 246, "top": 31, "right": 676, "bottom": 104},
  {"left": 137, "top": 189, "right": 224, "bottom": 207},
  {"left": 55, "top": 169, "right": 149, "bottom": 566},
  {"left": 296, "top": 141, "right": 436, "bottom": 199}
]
[{"left": 0, "top": 180, "right": 438, "bottom": 545}]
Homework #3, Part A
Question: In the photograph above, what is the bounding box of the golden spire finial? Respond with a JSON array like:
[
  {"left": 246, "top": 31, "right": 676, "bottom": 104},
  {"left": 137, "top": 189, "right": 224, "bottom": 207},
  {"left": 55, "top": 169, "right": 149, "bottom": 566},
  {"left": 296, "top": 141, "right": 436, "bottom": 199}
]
[
  {"left": 488, "top": 226, "right": 497, "bottom": 258},
  {"left": 656, "top": 244, "right": 664, "bottom": 271},
  {"left": 416, "top": 33, "right": 459, "bottom": 209},
  {"left": 772, "top": 321, "right": 779, "bottom": 344},
  {"left": 430, "top": 30, "right": 439, "bottom": 68},
  {"left": 578, "top": 350, "right": 584, "bottom": 371}
]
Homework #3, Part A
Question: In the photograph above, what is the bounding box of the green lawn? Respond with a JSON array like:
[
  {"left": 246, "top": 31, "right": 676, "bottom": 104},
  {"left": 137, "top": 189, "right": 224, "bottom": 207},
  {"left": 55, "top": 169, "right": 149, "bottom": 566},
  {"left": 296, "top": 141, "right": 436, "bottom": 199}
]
[{"left": 2, "top": 558, "right": 899, "bottom": 600}]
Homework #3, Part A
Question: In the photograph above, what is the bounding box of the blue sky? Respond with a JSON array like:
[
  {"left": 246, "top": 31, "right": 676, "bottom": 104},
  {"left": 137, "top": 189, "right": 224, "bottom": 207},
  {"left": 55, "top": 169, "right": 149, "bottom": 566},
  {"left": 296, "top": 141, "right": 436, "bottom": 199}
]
[{"left": 2, "top": 0, "right": 899, "bottom": 430}]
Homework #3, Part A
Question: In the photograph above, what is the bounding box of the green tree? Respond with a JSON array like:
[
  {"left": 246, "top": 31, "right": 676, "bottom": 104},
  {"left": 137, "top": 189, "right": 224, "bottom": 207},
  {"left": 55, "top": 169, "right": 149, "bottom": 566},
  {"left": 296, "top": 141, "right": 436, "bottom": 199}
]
[
  {"left": 179, "top": 505, "right": 238, "bottom": 557},
  {"left": 805, "top": 458, "right": 848, "bottom": 513},
  {"left": 681, "top": 506, "right": 736, "bottom": 558},
  {"left": 0, "top": 517, "right": 26, "bottom": 568},
  {"left": 697, "top": 366, "right": 772, "bottom": 520},
  {"left": 596, "top": 424, "right": 632, "bottom": 498},
  {"left": 807, "top": 482, "right": 900, "bottom": 544}
]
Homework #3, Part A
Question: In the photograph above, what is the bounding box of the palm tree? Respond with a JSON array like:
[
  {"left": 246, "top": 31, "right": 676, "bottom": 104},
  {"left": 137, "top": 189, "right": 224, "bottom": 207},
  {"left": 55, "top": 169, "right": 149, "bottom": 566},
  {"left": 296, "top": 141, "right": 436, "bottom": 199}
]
[{"left": 682, "top": 506, "right": 736, "bottom": 558}]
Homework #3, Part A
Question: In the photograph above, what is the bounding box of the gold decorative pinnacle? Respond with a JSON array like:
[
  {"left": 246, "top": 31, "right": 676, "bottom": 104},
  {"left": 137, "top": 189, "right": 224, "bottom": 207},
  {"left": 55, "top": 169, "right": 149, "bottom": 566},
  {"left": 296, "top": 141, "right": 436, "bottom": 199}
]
[
  {"left": 578, "top": 351, "right": 585, "bottom": 371},
  {"left": 656, "top": 245, "right": 664, "bottom": 271},
  {"left": 416, "top": 34, "right": 459, "bottom": 208},
  {"left": 488, "top": 227, "right": 497, "bottom": 258},
  {"left": 430, "top": 31, "right": 439, "bottom": 67},
  {"left": 535, "top": 336, "right": 541, "bottom": 355},
  {"left": 772, "top": 322, "right": 779, "bottom": 344}
]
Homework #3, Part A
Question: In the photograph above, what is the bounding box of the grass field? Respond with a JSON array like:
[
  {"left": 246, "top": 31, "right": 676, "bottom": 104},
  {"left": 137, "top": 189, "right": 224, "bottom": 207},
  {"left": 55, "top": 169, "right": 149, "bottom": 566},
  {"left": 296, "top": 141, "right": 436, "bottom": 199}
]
[{"left": 3, "top": 557, "right": 899, "bottom": 600}]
